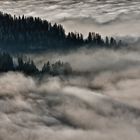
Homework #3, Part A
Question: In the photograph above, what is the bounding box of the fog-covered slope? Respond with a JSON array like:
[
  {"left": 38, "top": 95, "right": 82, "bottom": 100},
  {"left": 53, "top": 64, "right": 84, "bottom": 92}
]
[
  {"left": 0, "top": 1, "right": 140, "bottom": 140},
  {"left": 0, "top": 47, "right": 140, "bottom": 139}
]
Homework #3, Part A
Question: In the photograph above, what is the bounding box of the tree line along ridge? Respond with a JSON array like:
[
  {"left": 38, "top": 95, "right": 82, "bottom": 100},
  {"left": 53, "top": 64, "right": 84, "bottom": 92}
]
[
  {"left": 0, "top": 12, "right": 124, "bottom": 52},
  {"left": 0, "top": 52, "right": 72, "bottom": 76}
]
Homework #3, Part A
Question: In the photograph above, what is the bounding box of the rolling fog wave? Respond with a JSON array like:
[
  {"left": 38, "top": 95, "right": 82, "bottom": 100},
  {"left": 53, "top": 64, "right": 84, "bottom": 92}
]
[
  {"left": 0, "top": 48, "right": 140, "bottom": 139},
  {"left": 0, "top": 72, "right": 140, "bottom": 140}
]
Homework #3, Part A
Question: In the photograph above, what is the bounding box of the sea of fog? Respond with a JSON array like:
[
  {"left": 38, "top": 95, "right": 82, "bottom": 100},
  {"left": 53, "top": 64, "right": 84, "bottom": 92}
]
[
  {"left": 0, "top": 0, "right": 140, "bottom": 36},
  {"left": 0, "top": 0, "right": 140, "bottom": 140},
  {"left": 0, "top": 48, "right": 139, "bottom": 139}
]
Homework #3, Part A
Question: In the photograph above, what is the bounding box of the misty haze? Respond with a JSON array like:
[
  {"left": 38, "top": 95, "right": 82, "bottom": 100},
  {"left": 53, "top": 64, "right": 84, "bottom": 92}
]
[{"left": 0, "top": 0, "right": 140, "bottom": 140}]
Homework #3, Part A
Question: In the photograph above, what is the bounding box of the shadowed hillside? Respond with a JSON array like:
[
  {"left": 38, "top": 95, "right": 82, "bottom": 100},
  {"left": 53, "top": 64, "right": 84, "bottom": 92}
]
[
  {"left": 0, "top": 52, "right": 72, "bottom": 76},
  {"left": 0, "top": 12, "right": 123, "bottom": 52}
]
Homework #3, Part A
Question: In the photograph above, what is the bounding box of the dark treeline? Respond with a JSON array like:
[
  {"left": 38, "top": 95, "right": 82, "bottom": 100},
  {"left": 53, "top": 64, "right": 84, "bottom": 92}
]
[
  {"left": 0, "top": 12, "right": 123, "bottom": 52},
  {"left": 0, "top": 52, "right": 72, "bottom": 76}
]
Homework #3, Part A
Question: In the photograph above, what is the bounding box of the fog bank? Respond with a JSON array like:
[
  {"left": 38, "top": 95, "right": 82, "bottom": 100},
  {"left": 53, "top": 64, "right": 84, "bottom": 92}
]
[{"left": 1, "top": 46, "right": 140, "bottom": 139}]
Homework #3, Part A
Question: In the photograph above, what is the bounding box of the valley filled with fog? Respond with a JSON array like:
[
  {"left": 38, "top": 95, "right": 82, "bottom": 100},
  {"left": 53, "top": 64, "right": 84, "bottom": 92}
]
[
  {"left": 0, "top": 47, "right": 140, "bottom": 139},
  {"left": 0, "top": 0, "right": 140, "bottom": 140}
]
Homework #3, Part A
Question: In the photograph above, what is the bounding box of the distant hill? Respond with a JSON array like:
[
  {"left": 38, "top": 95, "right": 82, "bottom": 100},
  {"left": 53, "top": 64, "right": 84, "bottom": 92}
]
[{"left": 0, "top": 12, "right": 123, "bottom": 52}]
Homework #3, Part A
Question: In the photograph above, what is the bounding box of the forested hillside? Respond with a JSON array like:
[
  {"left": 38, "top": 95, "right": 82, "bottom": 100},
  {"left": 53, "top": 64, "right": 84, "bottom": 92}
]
[
  {"left": 0, "top": 52, "right": 72, "bottom": 75},
  {"left": 0, "top": 12, "right": 123, "bottom": 52}
]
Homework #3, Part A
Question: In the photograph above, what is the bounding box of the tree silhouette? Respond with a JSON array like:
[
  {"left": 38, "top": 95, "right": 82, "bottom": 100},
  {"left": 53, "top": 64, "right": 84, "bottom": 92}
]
[{"left": 0, "top": 11, "right": 123, "bottom": 52}]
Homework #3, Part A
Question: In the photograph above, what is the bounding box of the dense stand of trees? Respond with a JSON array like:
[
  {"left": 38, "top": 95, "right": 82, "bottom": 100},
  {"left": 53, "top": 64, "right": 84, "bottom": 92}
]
[
  {"left": 0, "top": 12, "right": 123, "bottom": 52},
  {"left": 0, "top": 52, "right": 72, "bottom": 76}
]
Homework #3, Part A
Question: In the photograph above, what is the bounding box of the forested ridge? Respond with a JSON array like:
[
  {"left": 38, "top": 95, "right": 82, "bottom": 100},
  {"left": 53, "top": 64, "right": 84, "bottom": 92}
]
[
  {"left": 0, "top": 52, "right": 72, "bottom": 76},
  {"left": 0, "top": 12, "right": 123, "bottom": 52}
]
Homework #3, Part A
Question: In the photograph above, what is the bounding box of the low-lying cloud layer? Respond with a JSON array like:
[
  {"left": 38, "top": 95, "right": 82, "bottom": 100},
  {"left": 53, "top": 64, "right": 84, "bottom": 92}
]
[
  {"left": 0, "top": 72, "right": 140, "bottom": 140},
  {"left": 1, "top": 47, "right": 140, "bottom": 139},
  {"left": 1, "top": 0, "right": 140, "bottom": 36}
]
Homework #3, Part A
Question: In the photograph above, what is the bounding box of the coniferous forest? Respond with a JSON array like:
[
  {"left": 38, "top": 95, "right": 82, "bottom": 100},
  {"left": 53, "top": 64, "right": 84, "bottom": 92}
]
[
  {"left": 0, "top": 52, "right": 72, "bottom": 76},
  {"left": 0, "top": 12, "right": 123, "bottom": 52},
  {"left": 0, "top": 1, "right": 140, "bottom": 140}
]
